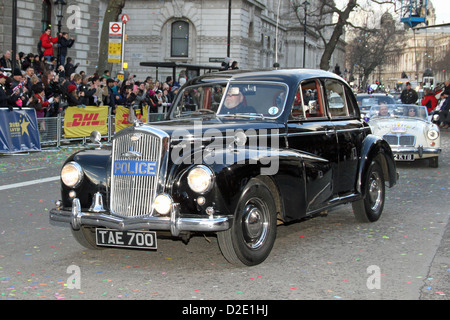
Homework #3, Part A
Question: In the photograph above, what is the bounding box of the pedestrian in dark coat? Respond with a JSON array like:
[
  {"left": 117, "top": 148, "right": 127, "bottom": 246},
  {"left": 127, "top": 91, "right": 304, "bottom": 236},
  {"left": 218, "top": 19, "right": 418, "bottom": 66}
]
[
  {"left": 400, "top": 82, "right": 418, "bottom": 104},
  {"left": 58, "top": 32, "right": 75, "bottom": 66},
  {"left": 0, "top": 73, "right": 10, "bottom": 110}
]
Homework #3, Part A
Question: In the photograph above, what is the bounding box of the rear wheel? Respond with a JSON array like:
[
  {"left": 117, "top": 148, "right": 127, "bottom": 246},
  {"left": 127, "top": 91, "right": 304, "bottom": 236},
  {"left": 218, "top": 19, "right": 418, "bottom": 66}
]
[
  {"left": 352, "top": 161, "right": 385, "bottom": 223},
  {"left": 217, "top": 179, "right": 277, "bottom": 266}
]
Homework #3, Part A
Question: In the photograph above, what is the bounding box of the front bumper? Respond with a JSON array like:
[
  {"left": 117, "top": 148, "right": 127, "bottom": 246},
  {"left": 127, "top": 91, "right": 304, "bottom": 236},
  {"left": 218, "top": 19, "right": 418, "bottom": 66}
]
[{"left": 49, "top": 197, "right": 231, "bottom": 237}]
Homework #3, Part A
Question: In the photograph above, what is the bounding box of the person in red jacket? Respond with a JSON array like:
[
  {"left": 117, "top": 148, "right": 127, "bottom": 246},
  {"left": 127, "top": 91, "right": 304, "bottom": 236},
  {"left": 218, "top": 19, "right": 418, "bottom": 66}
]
[
  {"left": 421, "top": 88, "right": 438, "bottom": 113},
  {"left": 40, "top": 27, "right": 58, "bottom": 61},
  {"left": 30, "top": 84, "right": 50, "bottom": 118}
]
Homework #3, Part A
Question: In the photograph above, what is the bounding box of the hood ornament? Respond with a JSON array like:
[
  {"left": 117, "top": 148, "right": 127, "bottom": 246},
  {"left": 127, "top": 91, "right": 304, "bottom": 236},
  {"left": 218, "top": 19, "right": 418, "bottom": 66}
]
[{"left": 121, "top": 146, "right": 142, "bottom": 158}]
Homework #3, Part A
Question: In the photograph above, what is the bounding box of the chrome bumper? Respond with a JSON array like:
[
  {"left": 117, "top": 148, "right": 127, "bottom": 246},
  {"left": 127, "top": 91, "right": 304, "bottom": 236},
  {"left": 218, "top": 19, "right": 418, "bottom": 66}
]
[
  {"left": 392, "top": 146, "right": 441, "bottom": 158},
  {"left": 49, "top": 198, "right": 231, "bottom": 237}
]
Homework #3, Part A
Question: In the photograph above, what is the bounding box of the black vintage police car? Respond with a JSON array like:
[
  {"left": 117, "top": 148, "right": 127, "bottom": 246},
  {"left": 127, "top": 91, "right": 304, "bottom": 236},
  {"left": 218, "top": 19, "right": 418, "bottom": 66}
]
[{"left": 50, "top": 69, "right": 397, "bottom": 266}]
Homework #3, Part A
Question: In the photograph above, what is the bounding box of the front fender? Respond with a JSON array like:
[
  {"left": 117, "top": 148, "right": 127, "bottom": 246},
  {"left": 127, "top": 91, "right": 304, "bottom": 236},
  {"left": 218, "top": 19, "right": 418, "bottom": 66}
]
[
  {"left": 357, "top": 134, "right": 397, "bottom": 194},
  {"left": 61, "top": 148, "right": 112, "bottom": 208}
]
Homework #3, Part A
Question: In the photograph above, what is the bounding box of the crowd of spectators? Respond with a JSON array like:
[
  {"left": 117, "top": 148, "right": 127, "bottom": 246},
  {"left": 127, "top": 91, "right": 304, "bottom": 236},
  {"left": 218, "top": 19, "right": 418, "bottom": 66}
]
[
  {"left": 0, "top": 49, "right": 180, "bottom": 121},
  {"left": 1, "top": 28, "right": 187, "bottom": 123}
]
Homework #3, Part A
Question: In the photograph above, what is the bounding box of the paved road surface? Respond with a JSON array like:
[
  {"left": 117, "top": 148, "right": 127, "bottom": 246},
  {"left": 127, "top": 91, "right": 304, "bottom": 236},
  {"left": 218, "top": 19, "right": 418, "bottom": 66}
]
[{"left": 1, "top": 131, "right": 449, "bottom": 305}]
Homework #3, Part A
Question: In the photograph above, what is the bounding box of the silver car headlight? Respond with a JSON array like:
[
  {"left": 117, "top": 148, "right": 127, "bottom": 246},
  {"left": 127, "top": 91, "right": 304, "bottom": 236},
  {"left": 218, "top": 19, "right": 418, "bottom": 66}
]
[
  {"left": 187, "top": 165, "right": 214, "bottom": 194},
  {"left": 61, "top": 162, "right": 84, "bottom": 188},
  {"left": 427, "top": 129, "right": 439, "bottom": 140}
]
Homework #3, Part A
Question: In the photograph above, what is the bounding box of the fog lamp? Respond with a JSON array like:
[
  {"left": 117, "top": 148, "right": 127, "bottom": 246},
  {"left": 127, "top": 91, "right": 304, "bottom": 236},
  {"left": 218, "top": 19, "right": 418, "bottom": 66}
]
[
  {"left": 197, "top": 196, "right": 206, "bottom": 206},
  {"left": 154, "top": 194, "right": 172, "bottom": 215}
]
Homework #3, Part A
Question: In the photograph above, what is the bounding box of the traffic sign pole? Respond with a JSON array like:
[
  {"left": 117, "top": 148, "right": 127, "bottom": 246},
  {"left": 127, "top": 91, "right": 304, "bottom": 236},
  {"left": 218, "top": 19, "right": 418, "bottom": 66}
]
[
  {"left": 120, "top": 14, "right": 129, "bottom": 74},
  {"left": 108, "top": 22, "right": 123, "bottom": 63},
  {"left": 121, "top": 23, "right": 126, "bottom": 72}
]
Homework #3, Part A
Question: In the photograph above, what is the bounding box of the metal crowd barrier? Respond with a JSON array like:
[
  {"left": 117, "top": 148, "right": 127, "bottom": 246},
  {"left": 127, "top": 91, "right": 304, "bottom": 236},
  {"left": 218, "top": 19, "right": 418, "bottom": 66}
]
[{"left": 39, "top": 112, "right": 166, "bottom": 149}]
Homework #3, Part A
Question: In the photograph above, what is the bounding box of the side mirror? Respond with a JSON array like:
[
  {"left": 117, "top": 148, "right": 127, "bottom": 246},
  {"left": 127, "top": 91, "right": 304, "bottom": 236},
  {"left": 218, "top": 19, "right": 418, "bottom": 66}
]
[{"left": 90, "top": 131, "right": 102, "bottom": 149}]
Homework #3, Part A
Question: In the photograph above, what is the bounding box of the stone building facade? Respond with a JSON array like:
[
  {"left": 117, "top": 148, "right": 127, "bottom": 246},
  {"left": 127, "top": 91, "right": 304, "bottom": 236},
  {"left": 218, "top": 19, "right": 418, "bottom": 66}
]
[
  {"left": 361, "top": 1, "right": 449, "bottom": 89},
  {"left": 0, "top": 0, "right": 101, "bottom": 74},
  {"left": 108, "top": 0, "right": 345, "bottom": 80},
  {"left": 1, "top": 0, "right": 346, "bottom": 81}
]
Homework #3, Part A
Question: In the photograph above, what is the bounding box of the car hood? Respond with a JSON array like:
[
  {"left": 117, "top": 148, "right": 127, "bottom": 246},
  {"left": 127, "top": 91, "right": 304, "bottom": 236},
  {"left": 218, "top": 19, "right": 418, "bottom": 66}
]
[{"left": 139, "top": 116, "right": 285, "bottom": 138}]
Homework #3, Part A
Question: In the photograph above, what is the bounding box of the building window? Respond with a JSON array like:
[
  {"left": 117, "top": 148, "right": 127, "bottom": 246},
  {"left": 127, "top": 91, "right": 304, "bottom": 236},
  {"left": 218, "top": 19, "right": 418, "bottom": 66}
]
[
  {"left": 171, "top": 21, "right": 189, "bottom": 57},
  {"left": 41, "top": 0, "right": 52, "bottom": 33}
]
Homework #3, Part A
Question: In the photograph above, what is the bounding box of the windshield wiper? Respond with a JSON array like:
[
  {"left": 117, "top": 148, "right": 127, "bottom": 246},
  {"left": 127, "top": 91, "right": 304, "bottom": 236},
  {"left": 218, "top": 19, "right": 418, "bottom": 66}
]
[{"left": 217, "top": 113, "right": 265, "bottom": 119}]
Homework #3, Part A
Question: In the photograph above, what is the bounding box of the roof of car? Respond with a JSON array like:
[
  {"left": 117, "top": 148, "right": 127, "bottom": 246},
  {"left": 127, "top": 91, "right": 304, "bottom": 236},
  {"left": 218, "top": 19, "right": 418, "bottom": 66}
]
[{"left": 186, "top": 68, "right": 345, "bottom": 87}]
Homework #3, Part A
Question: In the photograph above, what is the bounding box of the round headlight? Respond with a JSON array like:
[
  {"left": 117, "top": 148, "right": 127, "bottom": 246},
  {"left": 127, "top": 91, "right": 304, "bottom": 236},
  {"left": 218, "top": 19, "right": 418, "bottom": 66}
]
[
  {"left": 187, "top": 165, "right": 213, "bottom": 194},
  {"left": 61, "top": 162, "right": 83, "bottom": 187},
  {"left": 154, "top": 194, "right": 173, "bottom": 215},
  {"left": 427, "top": 129, "right": 439, "bottom": 140}
]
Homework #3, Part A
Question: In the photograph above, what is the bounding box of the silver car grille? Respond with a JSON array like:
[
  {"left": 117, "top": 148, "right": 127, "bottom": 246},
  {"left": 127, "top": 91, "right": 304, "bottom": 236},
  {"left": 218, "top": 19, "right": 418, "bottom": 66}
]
[
  {"left": 110, "top": 131, "right": 163, "bottom": 217},
  {"left": 383, "top": 134, "right": 416, "bottom": 147}
]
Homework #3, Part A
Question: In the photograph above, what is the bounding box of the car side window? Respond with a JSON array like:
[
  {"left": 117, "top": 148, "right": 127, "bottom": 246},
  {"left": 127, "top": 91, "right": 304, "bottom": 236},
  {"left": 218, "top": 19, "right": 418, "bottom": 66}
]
[
  {"left": 289, "top": 79, "right": 325, "bottom": 120},
  {"left": 324, "top": 79, "right": 349, "bottom": 118},
  {"left": 344, "top": 86, "right": 358, "bottom": 117},
  {"left": 290, "top": 87, "right": 305, "bottom": 120}
]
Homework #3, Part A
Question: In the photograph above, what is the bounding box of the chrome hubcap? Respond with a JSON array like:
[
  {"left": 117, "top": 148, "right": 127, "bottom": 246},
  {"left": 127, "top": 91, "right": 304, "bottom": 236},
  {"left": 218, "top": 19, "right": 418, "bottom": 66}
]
[
  {"left": 242, "top": 198, "right": 269, "bottom": 249},
  {"left": 368, "top": 172, "right": 382, "bottom": 211}
]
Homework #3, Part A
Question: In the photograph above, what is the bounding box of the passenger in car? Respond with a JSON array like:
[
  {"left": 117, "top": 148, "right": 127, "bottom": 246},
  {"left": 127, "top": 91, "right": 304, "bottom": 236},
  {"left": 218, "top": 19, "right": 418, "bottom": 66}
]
[{"left": 406, "top": 107, "right": 417, "bottom": 117}]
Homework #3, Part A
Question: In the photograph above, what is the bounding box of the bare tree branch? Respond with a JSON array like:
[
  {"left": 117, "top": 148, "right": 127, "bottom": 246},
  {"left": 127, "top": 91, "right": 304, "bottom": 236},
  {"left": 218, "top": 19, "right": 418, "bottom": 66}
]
[{"left": 291, "top": 0, "right": 399, "bottom": 71}]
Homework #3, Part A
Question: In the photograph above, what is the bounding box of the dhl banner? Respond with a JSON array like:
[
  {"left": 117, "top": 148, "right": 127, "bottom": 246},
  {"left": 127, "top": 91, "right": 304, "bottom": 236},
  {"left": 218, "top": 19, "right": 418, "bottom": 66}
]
[
  {"left": 64, "top": 106, "right": 109, "bottom": 138},
  {"left": 0, "top": 108, "right": 41, "bottom": 153},
  {"left": 115, "top": 105, "right": 148, "bottom": 132}
]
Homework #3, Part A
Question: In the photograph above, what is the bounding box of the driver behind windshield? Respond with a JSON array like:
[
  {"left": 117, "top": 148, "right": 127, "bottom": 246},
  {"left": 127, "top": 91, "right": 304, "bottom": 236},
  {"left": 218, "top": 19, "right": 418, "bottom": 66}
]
[
  {"left": 220, "top": 87, "right": 256, "bottom": 114},
  {"left": 378, "top": 102, "right": 390, "bottom": 117}
]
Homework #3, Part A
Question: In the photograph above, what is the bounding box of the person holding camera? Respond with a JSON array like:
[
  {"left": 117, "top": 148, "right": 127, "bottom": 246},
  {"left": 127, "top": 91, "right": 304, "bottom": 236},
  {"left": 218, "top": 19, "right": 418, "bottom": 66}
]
[
  {"left": 64, "top": 57, "right": 79, "bottom": 78},
  {"left": 78, "top": 76, "right": 96, "bottom": 106},
  {"left": 8, "top": 69, "right": 29, "bottom": 110},
  {"left": 58, "top": 32, "right": 75, "bottom": 66}
]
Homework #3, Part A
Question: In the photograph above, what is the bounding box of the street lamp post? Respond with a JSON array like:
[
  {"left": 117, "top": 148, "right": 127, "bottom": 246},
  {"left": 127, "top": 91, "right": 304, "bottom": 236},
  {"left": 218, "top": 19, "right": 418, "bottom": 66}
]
[
  {"left": 274, "top": 0, "right": 281, "bottom": 69},
  {"left": 54, "top": 0, "right": 67, "bottom": 67},
  {"left": 12, "top": 0, "right": 18, "bottom": 71},
  {"left": 302, "top": 0, "right": 309, "bottom": 68},
  {"left": 227, "top": 0, "right": 231, "bottom": 58}
]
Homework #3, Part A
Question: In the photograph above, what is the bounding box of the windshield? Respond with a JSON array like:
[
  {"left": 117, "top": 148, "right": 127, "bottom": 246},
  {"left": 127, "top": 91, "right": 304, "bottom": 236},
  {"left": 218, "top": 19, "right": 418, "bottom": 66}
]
[
  {"left": 356, "top": 95, "right": 395, "bottom": 107},
  {"left": 169, "top": 82, "right": 288, "bottom": 119},
  {"left": 368, "top": 104, "right": 428, "bottom": 120}
]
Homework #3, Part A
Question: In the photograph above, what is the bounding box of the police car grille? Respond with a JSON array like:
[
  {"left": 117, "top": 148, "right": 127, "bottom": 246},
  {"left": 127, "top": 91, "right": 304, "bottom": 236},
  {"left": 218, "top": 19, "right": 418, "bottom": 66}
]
[{"left": 110, "top": 132, "right": 161, "bottom": 217}]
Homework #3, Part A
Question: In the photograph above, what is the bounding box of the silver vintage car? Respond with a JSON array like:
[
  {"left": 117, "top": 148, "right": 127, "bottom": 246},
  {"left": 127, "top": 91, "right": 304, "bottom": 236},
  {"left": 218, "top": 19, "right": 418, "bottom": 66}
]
[{"left": 368, "top": 104, "right": 441, "bottom": 167}]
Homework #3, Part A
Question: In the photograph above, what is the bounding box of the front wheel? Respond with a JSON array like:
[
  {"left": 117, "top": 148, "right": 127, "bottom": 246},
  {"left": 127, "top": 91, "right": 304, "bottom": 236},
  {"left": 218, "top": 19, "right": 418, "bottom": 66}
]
[
  {"left": 217, "top": 179, "right": 277, "bottom": 266},
  {"left": 352, "top": 161, "right": 385, "bottom": 223}
]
